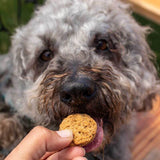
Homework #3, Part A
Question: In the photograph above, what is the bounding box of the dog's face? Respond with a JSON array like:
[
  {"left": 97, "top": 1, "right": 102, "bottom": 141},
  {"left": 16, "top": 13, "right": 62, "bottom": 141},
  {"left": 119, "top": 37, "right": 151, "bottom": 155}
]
[{"left": 10, "top": 0, "right": 159, "bottom": 153}]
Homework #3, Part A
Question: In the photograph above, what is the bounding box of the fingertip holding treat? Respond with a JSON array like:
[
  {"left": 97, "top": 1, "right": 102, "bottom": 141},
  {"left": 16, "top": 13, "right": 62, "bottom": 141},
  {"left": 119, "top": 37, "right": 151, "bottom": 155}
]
[
  {"left": 70, "top": 146, "right": 86, "bottom": 157},
  {"left": 73, "top": 157, "right": 88, "bottom": 160},
  {"left": 56, "top": 129, "right": 73, "bottom": 138}
]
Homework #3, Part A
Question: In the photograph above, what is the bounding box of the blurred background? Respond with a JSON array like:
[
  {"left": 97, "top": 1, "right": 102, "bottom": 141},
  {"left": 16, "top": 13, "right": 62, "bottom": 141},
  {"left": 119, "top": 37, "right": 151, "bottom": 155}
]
[
  {"left": 0, "top": 0, "right": 43, "bottom": 54},
  {"left": 0, "top": 0, "right": 160, "bottom": 72}
]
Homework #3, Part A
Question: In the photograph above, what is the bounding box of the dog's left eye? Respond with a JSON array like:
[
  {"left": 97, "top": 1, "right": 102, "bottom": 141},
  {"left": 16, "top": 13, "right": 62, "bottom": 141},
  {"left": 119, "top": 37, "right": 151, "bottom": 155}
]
[
  {"left": 96, "top": 39, "right": 108, "bottom": 51},
  {"left": 40, "top": 50, "right": 54, "bottom": 62}
]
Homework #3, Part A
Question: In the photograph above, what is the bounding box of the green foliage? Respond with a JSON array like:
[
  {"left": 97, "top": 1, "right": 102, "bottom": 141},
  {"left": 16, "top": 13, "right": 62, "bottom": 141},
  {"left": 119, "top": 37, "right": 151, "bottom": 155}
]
[
  {"left": 0, "top": 31, "right": 10, "bottom": 53},
  {"left": 0, "top": 0, "right": 44, "bottom": 54},
  {"left": 0, "top": 0, "right": 18, "bottom": 33}
]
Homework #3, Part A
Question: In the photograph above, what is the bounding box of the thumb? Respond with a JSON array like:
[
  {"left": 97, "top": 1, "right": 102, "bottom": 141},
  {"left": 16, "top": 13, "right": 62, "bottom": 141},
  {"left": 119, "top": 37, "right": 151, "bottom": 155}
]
[{"left": 5, "top": 126, "right": 73, "bottom": 160}]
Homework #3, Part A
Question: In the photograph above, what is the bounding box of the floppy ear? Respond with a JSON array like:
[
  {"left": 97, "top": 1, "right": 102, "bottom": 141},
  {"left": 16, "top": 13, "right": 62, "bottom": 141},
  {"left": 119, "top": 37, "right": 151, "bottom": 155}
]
[
  {"left": 140, "top": 42, "right": 160, "bottom": 111},
  {"left": 132, "top": 69, "right": 160, "bottom": 112},
  {"left": 120, "top": 18, "right": 160, "bottom": 112},
  {"left": 132, "top": 30, "right": 160, "bottom": 112},
  {"left": 136, "top": 52, "right": 160, "bottom": 112},
  {"left": 10, "top": 28, "right": 27, "bottom": 79}
]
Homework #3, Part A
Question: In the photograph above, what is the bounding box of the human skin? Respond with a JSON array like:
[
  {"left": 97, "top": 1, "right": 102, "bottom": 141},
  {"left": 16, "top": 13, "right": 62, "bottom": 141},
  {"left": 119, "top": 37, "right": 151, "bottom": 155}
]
[{"left": 5, "top": 126, "right": 87, "bottom": 160}]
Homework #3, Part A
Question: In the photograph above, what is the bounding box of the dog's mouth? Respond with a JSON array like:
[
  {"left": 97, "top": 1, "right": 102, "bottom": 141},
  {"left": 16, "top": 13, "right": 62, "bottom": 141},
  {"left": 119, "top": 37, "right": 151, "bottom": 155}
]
[{"left": 83, "top": 118, "right": 104, "bottom": 153}]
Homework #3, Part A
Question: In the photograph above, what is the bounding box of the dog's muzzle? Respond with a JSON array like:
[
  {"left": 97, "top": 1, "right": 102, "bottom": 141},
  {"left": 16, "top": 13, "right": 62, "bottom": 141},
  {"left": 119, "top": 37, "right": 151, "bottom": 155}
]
[{"left": 60, "top": 77, "right": 104, "bottom": 152}]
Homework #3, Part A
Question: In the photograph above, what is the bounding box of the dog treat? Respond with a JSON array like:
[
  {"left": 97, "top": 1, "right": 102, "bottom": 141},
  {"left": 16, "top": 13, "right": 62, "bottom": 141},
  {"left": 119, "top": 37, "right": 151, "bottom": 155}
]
[{"left": 59, "top": 114, "right": 97, "bottom": 146}]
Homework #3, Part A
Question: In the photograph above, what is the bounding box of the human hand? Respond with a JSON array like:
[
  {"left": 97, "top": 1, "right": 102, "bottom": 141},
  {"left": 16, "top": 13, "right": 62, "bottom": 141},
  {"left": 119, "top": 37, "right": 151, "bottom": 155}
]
[{"left": 5, "top": 126, "right": 87, "bottom": 160}]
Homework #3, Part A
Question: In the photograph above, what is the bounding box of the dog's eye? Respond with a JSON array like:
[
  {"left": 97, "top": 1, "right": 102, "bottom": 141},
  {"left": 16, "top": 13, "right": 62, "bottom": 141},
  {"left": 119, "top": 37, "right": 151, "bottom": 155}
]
[
  {"left": 40, "top": 50, "right": 54, "bottom": 62},
  {"left": 96, "top": 39, "right": 108, "bottom": 51}
]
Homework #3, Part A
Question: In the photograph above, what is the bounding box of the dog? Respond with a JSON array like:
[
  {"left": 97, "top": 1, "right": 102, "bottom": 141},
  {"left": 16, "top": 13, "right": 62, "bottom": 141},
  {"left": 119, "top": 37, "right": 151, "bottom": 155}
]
[{"left": 0, "top": 0, "right": 159, "bottom": 159}]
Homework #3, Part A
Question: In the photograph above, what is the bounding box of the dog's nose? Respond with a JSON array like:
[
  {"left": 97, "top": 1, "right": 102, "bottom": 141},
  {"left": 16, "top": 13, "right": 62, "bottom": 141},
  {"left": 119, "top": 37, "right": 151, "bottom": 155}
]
[{"left": 60, "top": 77, "right": 96, "bottom": 106}]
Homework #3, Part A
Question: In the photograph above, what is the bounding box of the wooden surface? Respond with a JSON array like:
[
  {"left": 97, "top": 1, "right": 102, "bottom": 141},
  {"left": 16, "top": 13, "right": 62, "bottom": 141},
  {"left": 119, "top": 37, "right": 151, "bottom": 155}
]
[
  {"left": 132, "top": 96, "right": 160, "bottom": 160},
  {"left": 123, "top": 0, "right": 160, "bottom": 24}
]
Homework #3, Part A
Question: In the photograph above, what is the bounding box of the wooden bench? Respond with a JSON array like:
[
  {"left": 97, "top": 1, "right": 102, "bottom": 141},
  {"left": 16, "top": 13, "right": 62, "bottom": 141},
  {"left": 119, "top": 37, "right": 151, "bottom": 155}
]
[
  {"left": 131, "top": 96, "right": 160, "bottom": 160},
  {"left": 123, "top": 0, "right": 160, "bottom": 24}
]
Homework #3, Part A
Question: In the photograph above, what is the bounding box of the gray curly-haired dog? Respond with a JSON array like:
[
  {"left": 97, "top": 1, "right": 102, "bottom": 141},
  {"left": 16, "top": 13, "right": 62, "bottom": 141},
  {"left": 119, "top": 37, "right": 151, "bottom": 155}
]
[{"left": 0, "top": 0, "right": 160, "bottom": 159}]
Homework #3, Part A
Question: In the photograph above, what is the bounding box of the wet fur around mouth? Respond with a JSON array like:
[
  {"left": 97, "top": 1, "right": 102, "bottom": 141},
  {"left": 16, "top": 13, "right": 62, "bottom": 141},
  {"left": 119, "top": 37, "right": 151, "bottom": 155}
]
[{"left": 0, "top": 0, "right": 160, "bottom": 159}]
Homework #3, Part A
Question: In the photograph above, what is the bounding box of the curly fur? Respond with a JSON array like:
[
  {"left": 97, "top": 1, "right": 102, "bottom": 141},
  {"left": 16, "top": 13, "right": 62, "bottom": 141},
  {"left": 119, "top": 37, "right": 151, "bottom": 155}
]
[{"left": 0, "top": 0, "right": 160, "bottom": 159}]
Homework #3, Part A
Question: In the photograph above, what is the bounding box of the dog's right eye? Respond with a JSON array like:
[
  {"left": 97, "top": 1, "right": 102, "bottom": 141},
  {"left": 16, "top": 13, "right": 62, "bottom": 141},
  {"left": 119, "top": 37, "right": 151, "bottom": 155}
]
[
  {"left": 96, "top": 39, "right": 108, "bottom": 51},
  {"left": 39, "top": 50, "right": 54, "bottom": 62}
]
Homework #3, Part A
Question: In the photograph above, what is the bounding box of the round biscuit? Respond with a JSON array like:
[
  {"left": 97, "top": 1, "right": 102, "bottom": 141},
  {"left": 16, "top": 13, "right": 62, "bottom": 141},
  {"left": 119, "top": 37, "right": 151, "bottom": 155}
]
[{"left": 59, "top": 114, "right": 97, "bottom": 146}]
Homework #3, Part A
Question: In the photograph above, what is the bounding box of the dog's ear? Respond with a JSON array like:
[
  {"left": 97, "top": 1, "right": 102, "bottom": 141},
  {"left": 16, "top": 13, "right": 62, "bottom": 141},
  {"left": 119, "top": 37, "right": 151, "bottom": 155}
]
[
  {"left": 133, "top": 75, "right": 160, "bottom": 112},
  {"left": 120, "top": 19, "right": 160, "bottom": 112},
  {"left": 131, "top": 30, "right": 160, "bottom": 112},
  {"left": 132, "top": 83, "right": 160, "bottom": 112},
  {"left": 10, "top": 28, "right": 27, "bottom": 79},
  {"left": 135, "top": 54, "right": 160, "bottom": 112},
  {"left": 141, "top": 51, "right": 160, "bottom": 112}
]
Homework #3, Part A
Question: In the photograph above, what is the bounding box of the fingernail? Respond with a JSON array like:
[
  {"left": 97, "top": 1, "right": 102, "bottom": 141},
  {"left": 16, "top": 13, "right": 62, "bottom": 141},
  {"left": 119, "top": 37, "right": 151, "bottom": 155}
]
[
  {"left": 56, "top": 130, "right": 73, "bottom": 138},
  {"left": 81, "top": 148, "right": 86, "bottom": 156},
  {"left": 75, "top": 157, "right": 88, "bottom": 160}
]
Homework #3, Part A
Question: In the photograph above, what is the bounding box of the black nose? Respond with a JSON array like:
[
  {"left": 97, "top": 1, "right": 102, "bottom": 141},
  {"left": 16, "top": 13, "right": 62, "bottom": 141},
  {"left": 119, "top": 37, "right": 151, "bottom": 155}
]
[{"left": 60, "top": 77, "right": 96, "bottom": 106}]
